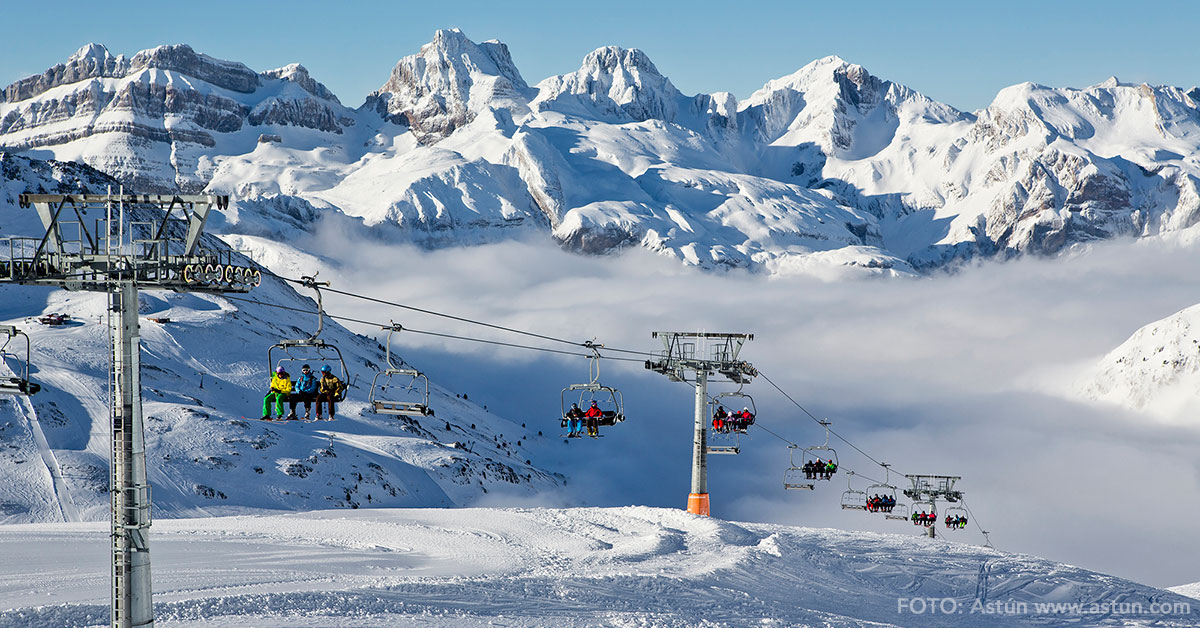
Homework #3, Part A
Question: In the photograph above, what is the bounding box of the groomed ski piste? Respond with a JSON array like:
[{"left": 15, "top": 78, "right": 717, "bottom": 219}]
[{"left": 0, "top": 506, "right": 1196, "bottom": 628}]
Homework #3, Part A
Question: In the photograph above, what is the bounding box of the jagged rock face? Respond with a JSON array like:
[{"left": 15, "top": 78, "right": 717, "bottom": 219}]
[
  {"left": 533, "top": 47, "right": 683, "bottom": 122},
  {"left": 0, "top": 44, "right": 355, "bottom": 192},
  {"left": 363, "top": 29, "right": 530, "bottom": 142},
  {"left": 2, "top": 44, "right": 260, "bottom": 103}
]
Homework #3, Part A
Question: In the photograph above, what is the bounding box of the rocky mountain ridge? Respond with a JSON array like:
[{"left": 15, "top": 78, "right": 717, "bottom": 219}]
[{"left": 3, "top": 32, "right": 1199, "bottom": 275}]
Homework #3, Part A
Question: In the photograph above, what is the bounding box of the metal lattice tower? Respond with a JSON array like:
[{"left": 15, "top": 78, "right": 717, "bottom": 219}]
[
  {"left": 645, "top": 332, "right": 756, "bottom": 516},
  {"left": 1, "top": 192, "right": 260, "bottom": 628},
  {"left": 903, "top": 474, "right": 963, "bottom": 539}
]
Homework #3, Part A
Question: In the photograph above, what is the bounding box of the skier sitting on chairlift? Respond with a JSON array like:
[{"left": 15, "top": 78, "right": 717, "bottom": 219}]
[
  {"left": 287, "top": 364, "right": 319, "bottom": 420},
  {"left": 712, "top": 406, "right": 729, "bottom": 432},
  {"left": 262, "top": 367, "right": 292, "bottom": 420},
  {"left": 316, "top": 365, "right": 343, "bottom": 421},
  {"left": 584, "top": 400, "right": 603, "bottom": 437},
  {"left": 734, "top": 407, "right": 755, "bottom": 430},
  {"left": 824, "top": 459, "right": 837, "bottom": 480},
  {"left": 565, "top": 403, "right": 585, "bottom": 438}
]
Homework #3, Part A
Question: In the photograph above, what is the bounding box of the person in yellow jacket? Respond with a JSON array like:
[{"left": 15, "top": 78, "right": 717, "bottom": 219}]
[
  {"left": 315, "top": 365, "right": 343, "bottom": 420},
  {"left": 262, "top": 366, "right": 293, "bottom": 420}
]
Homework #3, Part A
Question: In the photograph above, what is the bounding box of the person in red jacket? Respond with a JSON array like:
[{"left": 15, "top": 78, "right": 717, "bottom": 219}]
[{"left": 584, "top": 400, "right": 603, "bottom": 437}]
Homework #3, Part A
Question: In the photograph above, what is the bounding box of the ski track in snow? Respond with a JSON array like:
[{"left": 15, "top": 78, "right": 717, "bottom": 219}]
[
  {"left": 0, "top": 506, "right": 1194, "bottom": 628},
  {"left": 12, "top": 394, "right": 77, "bottom": 522}
]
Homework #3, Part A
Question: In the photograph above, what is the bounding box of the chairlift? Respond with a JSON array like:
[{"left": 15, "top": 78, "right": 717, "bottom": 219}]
[
  {"left": 707, "top": 427, "right": 740, "bottom": 455},
  {"left": 560, "top": 341, "right": 624, "bottom": 434},
  {"left": 707, "top": 386, "right": 754, "bottom": 455},
  {"left": 800, "top": 420, "right": 839, "bottom": 480},
  {"left": 712, "top": 384, "right": 756, "bottom": 434},
  {"left": 0, "top": 326, "right": 40, "bottom": 396},
  {"left": 866, "top": 462, "right": 901, "bottom": 517},
  {"left": 884, "top": 502, "right": 910, "bottom": 522},
  {"left": 910, "top": 500, "right": 937, "bottom": 527},
  {"left": 267, "top": 275, "right": 349, "bottom": 401},
  {"left": 369, "top": 323, "right": 433, "bottom": 417},
  {"left": 943, "top": 505, "right": 969, "bottom": 530},
  {"left": 783, "top": 445, "right": 811, "bottom": 490},
  {"left": 840, "top": 471, "right": 868, "bottom": 510}
]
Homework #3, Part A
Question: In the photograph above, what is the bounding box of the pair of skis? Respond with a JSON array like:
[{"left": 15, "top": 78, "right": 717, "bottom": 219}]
[{"left": 245, "top": 415, "right": 335, "bottom": 423}]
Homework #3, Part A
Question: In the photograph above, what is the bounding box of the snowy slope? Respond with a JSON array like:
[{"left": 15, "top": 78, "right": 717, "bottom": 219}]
[
  {"left": 7, "top": 32, "right": 1200, "bottom": 276},
  {"left": 0, "top": 156, "right": 562, "bottom": 523},
  {"left": 1171, "top": 581, "right": 1200, "bottom": 600},
  {"left": 1074, "top": 302, "right": 1200, "bottom": 421},
  {"left": 0, "top": 506, "right": 1194, "bottom": 627}
]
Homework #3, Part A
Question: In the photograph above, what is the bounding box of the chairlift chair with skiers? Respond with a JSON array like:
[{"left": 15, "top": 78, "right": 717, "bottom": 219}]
[
  {"left": 0, "top": 326, "right": 40, "bottom": 396},
  {"left": 910, "top": 500, "right": 937, "bottom": 527},
  {"left": 943, "top": 505, "right": 969, "bottom": 530},
  {"left": 369, "top": 323, "right": 433, "bottom": 417},
  {"left": 559, "top": 342, "right": 624, "bottom": 433},
  {"left": 707, "top": 385, "right": 756, "bottom": 455},
  {"left": 267, "top": 275, "right": 349, "bottom": 402},
  {"left": 800, "top": 420, "right": 839, "bottom": 483},
  {"left": 867, "top": 462, "right": 902, "bottom": 517}
]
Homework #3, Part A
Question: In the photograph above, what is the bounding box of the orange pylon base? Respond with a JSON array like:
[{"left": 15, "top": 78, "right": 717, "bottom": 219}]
[{"left": 687, "top": 492, "right": 710, "bottom": 516}]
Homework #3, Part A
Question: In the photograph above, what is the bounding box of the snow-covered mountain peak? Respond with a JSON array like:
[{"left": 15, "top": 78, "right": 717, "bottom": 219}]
[
  {"left": 260, "top": 63, "right": 341, "bottom": 104},
  {"left": 68, "top": 42, "right": 116, "bottom": 67},
  {"left": 1076, "top": 303, "right": 1200, "bottom": 421},
  {"left": 2, "top": 43, "right": 125, "bottom": 103},
  {"left": 532, "top": 45, "right": 684, "bottom": 122},
  {"left": 364, "top": 29, "right": 531, "bottom": 142},
  {"left": 741, "top": 56, "right": 966, "bottom": 158}
]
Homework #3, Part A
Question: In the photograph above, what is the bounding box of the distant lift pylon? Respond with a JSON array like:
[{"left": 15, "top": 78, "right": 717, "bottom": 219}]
[{"left": 369, "top": 323, "right": 433, "bottom": 417}]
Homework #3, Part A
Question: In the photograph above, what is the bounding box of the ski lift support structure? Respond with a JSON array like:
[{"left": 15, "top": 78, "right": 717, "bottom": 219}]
[
  {"left": 0, "top": 191, "right": 261, "bottom": 628},
  {"left": 903, "top": 474, "right": 963, "bottom": 539},
  {"left": 645, "top": 331, "right": 756, "bottom": 517}
]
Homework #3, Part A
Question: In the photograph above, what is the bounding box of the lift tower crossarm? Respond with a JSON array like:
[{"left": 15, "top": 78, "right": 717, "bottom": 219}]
[
  {"left": 645, "top": 331, "right": 756, "bottom": 517},
  {"left": 903, "top": 474, "right": 965, "bottom": 539}
]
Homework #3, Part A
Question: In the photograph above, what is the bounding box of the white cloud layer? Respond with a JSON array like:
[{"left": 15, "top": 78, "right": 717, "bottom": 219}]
[{"left": 261, "top": 221, "right": 1200, "bottom": 588}]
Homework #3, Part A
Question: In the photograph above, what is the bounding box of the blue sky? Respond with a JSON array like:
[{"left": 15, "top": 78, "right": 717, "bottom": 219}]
[{"left": 0, "top": 0, "right": 1195, "bottom": 111}]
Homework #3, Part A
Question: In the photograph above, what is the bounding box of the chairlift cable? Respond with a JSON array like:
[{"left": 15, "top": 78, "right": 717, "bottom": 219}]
[
  {"left": 263, "top": 271, "right": 663, "bottom": 357},
  {"left": 758, "top": 371, "right": 901, "bottom": 476},
  {"left": 222, "top": 294, "right": 641, "bottom": 361}
]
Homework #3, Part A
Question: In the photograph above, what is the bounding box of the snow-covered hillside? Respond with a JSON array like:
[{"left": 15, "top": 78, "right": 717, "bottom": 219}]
[
  {"left": 1172, "top": 581, "right": 1200, "bottom": 601},
  {"left": 6, "top": 31, "right": 1200, "bottom": 275},
  {"left": 1075, "top": 302, "right": 1200, "bottom": 421},
  {"left": 0, "top": 154, "right": 562, "bottom": 523},
  {"left": 0, "top": 506, "right": 1195, "bottom": 627}
]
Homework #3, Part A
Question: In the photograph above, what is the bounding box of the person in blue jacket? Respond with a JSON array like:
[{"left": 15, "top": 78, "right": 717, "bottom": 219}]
[{"left": 287, "top": 364, "right": 320, "bottom": 420}]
